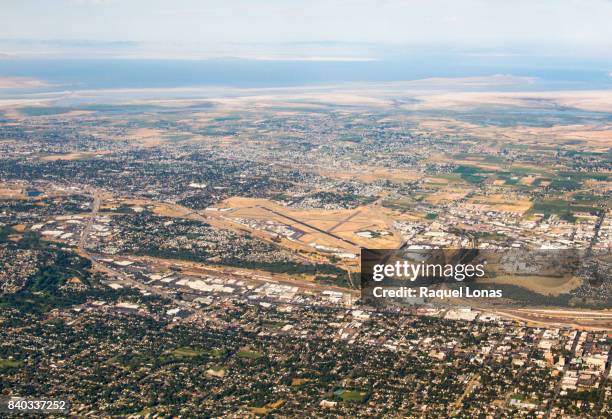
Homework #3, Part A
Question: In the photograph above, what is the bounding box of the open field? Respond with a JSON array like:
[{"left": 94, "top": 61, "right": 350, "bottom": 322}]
[
  {"left": 406, "top": 90, "right": 612, "bottom": 113},
  {"left": 424, "top": 189, "right": 471, "bottom": 205},
  {"left": 0, "top": 359, "right": 24, "bottom": 369},
  {"left": 417, "top": 117, "right": 612, "bottom": 151},
  {"left": 0, "top": 187, "right": 25, "bottom": 199},
  {"left": 479, "top": 275, "right": 583, "bottom": 297},
  {"left": 172, "top": 347, "right": 205, "bottom": 358},
  {"left": 41, "top": 151, "right": 112, "bottom": 161},
  {"left": 467, "top": 193, "right": 532, "bottom": 214},
  {"left": 126, "top": 128, "right": 166, "bottom": 147}
]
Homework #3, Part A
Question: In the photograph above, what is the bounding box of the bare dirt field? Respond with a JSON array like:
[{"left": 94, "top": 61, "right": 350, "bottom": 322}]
[
  {"left": 424, "top": 188, "right": 471, "bottom": 205},
  {"left": 127, "top": 128, "right": 166, "bottom": 146},
  {"left": 467, "top": 193, "right": 532, "bottom": 214},
  {"left": 405, "top": 90, "right": 612, "bottom": 113},
  {"left": 0, "top": 186, "right": 25, "bottom": 199},
  {"left": 416, "top": 117, "right": 612, "bottom": 152},
  {"left": 41, "top": 151, "right": 112, "bottom": 161},
  {"left": 479, "top": 274, "right": 582, "bottom": 296}
]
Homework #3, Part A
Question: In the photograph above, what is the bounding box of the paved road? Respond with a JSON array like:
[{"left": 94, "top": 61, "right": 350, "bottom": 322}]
[{"left": 326, "top": 210, "right": 361, "bottom": 233}]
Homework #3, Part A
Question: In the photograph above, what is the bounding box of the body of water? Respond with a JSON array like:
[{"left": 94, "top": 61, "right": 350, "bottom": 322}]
[{"left": 1, "top": 57, "right": 611, "bottom": 91}]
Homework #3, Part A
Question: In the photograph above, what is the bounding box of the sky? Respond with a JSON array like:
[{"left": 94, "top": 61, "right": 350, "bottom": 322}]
[{"left": 1, "top": 0, "right": 612, "bottom": 60}]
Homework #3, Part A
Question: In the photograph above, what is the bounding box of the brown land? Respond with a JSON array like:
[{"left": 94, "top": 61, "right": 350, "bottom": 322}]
[
  {"left": 41, "top": 151, "right": 112, "bottom": 161},
  {"left": 479, "top": 274, "right": 582, "bottom": 296},
  {"left": 467, "top": 193, "right": 532, "bottom": 214}
]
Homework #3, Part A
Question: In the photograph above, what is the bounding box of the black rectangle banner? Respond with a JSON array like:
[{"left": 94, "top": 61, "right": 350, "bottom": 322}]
[{"left": 360, "top": 248, "right": 610, "bottom": 308}]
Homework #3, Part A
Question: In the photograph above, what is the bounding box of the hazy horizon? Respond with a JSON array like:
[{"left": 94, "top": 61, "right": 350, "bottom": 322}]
[
  {"left": 2, "top": 1, "right": 612, "bottom": 92},
  {"left": 1, "top": 0, "right": 612, "bottom": 62}
]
